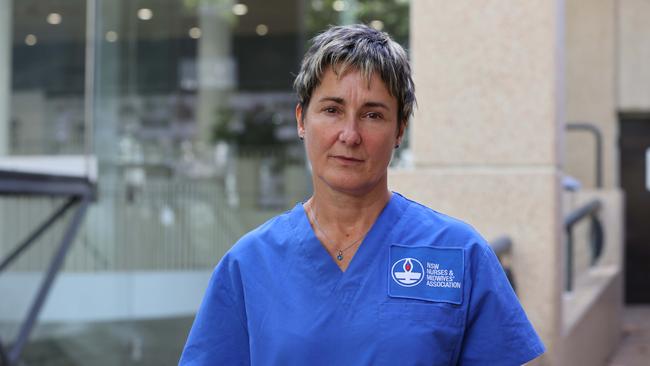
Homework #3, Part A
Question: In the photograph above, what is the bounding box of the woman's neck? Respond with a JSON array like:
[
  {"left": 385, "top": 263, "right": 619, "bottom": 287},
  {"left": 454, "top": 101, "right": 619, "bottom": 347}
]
[{"left": 305, "top": 187, "right": 392, "bottom": 242}]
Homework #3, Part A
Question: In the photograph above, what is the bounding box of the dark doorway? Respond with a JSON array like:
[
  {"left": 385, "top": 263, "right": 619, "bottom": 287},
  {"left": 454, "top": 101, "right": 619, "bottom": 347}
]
[{"left": 620, "top": 113, "right": 650, "bottom": 303}]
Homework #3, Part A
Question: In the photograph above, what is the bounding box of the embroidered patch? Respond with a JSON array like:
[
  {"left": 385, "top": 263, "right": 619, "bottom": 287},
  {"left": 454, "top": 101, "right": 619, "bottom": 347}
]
[{"left": 389, "top": 245, "right": 464, "bottom": 304}]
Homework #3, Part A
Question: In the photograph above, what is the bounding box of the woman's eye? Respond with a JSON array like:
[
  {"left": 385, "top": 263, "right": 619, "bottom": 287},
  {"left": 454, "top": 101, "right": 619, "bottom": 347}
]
[{"left": 366, "top": 112, "right": 383, "bottom": 120}]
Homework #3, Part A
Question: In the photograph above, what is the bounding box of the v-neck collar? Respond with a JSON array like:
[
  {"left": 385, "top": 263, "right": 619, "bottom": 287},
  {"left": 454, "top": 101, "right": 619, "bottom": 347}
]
[{"left": 291, "top": 192, "right": 409, "bottom": 294}]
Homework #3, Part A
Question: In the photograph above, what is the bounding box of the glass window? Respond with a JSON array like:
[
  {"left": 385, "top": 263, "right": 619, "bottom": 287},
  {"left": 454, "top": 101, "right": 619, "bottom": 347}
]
[
  {"left": 1, "top": 0, "right": 410, "bottom": 363},
  {"left": 10, "top": 0, "right": 87, "bottom": 155}
]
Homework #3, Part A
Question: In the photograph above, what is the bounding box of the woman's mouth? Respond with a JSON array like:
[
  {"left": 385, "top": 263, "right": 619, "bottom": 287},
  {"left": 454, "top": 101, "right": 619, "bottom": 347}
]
[{"left": 331, "top": 155, "right": 364, "bottom": 163}]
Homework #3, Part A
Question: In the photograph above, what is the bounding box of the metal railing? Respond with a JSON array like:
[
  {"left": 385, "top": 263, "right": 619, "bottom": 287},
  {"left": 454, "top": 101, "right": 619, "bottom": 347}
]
[
  {"left": 564, "top": 199, "right": 604, "bottom": 291},
  {"left": 0, "top": 171, "right": 95, "bottom": 366},
  {"left": 490, "top": 235, "right": 516, "bottom": 292},
  {"left": 0, "top": 181, "right": 311, "bottom": 272},
  {"left": 566, "top": 122, "right": 603, "bottom": 188}
]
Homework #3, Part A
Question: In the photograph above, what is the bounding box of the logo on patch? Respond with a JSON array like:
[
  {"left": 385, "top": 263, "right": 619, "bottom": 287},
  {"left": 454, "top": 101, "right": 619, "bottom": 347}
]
[{"left": 391, "top": 258, "right": 424, "bottom": 287}]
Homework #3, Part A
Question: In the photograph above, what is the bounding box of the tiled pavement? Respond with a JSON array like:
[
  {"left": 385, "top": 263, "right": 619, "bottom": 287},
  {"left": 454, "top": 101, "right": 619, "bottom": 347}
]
[
  {"left": 18, "top": 317, "right": 194, "bottom": 366},
  {"left": 608, "top": 305, "right": 650, "bottom": 366},
  {"left": 8, "top": 306, "right": 650, "bottom": 365}
]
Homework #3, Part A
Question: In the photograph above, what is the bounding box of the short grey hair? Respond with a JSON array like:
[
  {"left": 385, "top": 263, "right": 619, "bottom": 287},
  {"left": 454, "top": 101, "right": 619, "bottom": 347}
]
[{"left": 293, "top": 24, "right": 416, "bottom": 127}]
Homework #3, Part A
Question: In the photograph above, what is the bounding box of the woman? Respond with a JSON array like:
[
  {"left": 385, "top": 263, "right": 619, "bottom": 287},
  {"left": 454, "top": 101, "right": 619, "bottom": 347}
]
[{"left": 180, "top": 24, "right": 545, "bottom": 365}]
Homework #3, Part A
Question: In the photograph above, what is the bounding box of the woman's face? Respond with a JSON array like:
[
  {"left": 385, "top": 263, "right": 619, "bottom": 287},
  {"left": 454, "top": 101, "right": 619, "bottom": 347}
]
[{"left": 296, "top": 67, "right": 404, "bottom": 196}]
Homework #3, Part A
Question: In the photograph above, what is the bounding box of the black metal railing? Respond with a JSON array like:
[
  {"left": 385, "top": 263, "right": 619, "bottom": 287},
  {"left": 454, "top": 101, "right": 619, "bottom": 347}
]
[
  {"left": 490, "top": 235, "right": 516, "bottom": 292},
  {"left": 0, "top": 171, "right": 95, "bottom": 366},
  {"left": 564, "top": 199, "right": 604, "bottom": 291},
  {"left": 566, "top": 122, "right": 603, "bottom": 188}
]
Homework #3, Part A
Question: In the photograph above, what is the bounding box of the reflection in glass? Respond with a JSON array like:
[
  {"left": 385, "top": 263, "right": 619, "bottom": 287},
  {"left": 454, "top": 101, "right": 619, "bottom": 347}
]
[{"left": 1, "top": 0, "right": 410, "bottom": 363}]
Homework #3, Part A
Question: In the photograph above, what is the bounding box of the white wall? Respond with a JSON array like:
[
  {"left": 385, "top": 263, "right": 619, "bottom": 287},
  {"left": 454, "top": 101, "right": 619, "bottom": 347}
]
[{"left": 0, "top": 271, "right": 211, "bottom": 322}]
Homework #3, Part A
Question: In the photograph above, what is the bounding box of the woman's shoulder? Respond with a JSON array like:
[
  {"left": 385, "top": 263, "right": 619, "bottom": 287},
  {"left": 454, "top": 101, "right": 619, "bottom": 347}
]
[
  {"left": 226, "top": 203, "right": 304, "bottom": 260},
  {"left": 393, "top": 192, "right": 489, "bottom": 251}
]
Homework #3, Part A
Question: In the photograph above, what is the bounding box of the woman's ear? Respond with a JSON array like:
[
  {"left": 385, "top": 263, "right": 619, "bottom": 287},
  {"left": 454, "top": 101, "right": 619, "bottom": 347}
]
[
  {"left": 396, "top": 120, "right": 408, "bottom": 146},
  {"left": 296, "top": 104, "right": 305, "bottom": 139}
]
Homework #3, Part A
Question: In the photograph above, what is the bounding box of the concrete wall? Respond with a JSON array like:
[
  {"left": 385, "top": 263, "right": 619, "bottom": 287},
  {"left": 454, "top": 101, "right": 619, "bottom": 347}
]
[
  {"left": 561, "top": 190, "right": 623, "bottom": 327},
  {"left": 565, "top": 0, "right": 618, "bottom": 189},
  {"left": 409, "top": 3, "right": 561, "bottom": 166},
  {"left": 392, "top": 1, "right": 565, "bottom": 364},
  {"left": 394, "top": 1, "right": 627, "bottom": 365},
  {"left": 562, "top": 269, "right": 623, "bottom": 366},
  {"left": 619, "top": 0, "right": 650, "bottom": 111},
  {"left": 563, "top": 2, "right": 625, "bottom": 363},
  {"left": 561, "top": 189, "right": 624, "bottom": 365}
]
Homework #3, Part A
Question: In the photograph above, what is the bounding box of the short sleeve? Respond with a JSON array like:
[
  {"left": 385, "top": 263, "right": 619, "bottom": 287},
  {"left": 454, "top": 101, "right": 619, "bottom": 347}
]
[
  {"left": 179, "top": 255, "right": 250, "bottom": 365},
  {"left": 457, "top": 246, "right": 545, "bottom": 365}
]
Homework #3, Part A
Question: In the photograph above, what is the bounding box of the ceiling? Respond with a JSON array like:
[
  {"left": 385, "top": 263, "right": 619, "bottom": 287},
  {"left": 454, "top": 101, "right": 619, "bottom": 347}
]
[{"left": 11, "top": 0, "right": 303, "bottom": 44}]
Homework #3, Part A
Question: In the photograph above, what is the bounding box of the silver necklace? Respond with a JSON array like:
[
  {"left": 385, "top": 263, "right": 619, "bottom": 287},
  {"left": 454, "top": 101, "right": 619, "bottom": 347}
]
[{"left": 308, "top": 205, "right": 366, "bottom": 261}]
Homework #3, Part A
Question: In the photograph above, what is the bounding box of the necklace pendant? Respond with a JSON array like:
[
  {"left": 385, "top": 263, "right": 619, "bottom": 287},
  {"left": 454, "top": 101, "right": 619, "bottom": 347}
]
[{"left": 337, "top": 251, "right": 343, "bottom": 261}]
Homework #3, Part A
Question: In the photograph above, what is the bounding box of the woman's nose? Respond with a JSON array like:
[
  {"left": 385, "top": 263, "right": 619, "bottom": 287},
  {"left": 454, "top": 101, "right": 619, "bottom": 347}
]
[{"left": 338, "top": 116, "right": 361, "bottom": 145}]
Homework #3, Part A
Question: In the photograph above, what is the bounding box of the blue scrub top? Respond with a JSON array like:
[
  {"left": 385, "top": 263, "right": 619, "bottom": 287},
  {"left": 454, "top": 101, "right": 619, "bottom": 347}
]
[{"left": 180, "top": 192, "right": 545, "bottom": 365}]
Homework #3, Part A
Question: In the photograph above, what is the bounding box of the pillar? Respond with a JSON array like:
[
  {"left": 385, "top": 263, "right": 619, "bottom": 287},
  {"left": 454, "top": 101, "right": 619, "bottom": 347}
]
[
  {"left": 563, "top": 3, "right": 624, "bottom": 363},
  {"left": 565, "top": 0, "right": 618, "bottom": 189},
  {"left": 197, "top": 1, "right": 234, "bottom": 147},
  {"left": 390, "top": 1, "right": 565, "bottom": 364}
]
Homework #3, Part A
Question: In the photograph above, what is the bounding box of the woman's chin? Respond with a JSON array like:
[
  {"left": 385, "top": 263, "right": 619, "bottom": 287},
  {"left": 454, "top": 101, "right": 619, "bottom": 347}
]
[{"left": 319, "top": 175, "right": 385, "bottom": 197}]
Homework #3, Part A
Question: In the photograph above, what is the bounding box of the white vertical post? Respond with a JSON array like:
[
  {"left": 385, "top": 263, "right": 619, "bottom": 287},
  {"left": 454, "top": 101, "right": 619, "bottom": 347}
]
[
  {"left": 0, "top": 0, "right": 12, "bottom": 156},
  {"left": 645, "top": 147, "right": 650, "bottom": 192},
  {"left": 197, "top": 1, "right": 234, "bottom": 147},
  {"left": 84, "top": 0, "right": 97, "bottom": 176},
  {"left": 0, "top": 0, "right": 9, "bottom": 268}
]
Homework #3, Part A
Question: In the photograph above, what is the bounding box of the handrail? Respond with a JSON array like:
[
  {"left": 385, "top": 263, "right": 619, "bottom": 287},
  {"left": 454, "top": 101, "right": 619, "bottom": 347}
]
[
  {"left": 565, "top": 200, "right": 601, "bottom": 228},
  {"left": 566, "top": 122, "right": 603, "bottom": 188},
  {"left": 490, "top": 236, "right": 512, "bottom": 257},
  {"left": 564, "top": 199, "right": 604, "bottom": 292},
  {"left": 490, "top": 235, "right": 516, "bottom": 292},
  {"left": 0, "top": 171, "right": 95, "bottom": 366}
]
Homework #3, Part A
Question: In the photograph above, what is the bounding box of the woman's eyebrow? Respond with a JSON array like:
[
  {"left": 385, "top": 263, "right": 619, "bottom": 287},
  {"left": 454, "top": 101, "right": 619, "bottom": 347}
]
[
  {"left": 317, "top": 96, "right": 344, "bottom": 104},
  {"left": 364, "top": 101, "right": 389, "bottom": 110},
  {"left": 317, "top": 97, "right": 389, "bottom": 110}
]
